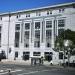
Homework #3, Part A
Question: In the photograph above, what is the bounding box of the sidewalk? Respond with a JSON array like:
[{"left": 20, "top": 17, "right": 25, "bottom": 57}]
[
  {"left": 1, "top": 59, "right": 75, "bottom": 71},
  {"left": 1, "top": 59, "right": 31, "bottom": 65}
]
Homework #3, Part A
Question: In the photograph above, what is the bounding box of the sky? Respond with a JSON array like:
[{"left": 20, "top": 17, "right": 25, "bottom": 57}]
[{"left": 0, "top": 0, "right": 75, "bottom": 13}]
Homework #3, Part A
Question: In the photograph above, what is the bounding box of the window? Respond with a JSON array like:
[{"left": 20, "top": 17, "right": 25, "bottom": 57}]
[
  {"left": 25, "top": 23, "right": 30, "bottom": 30},
  {"left": 15, "top": 32, "right": 20, "bottom": 47},
  {"left": 15, "top": 52, "right": 18, "bottom": 58},
  {"left": 23, "top": 52, "right": 30, "bottom": 60},
  {"left": 24, "top": 43, "right": 29, "bottom": 48},
  {"left": 26, "top": 14, "right": 30, "bottom": 17},
  {"left": 0, "top": 26, "right": 1, "bottom": 32},
  {"left": 35, "top": 22, "right": 40, "bottom": 29},
  {"left": 73, "top": 4, "right": 75, "bottom": 8},
  {"left": 50, "top": 11, "right": 52, "bottom": 14},
  {"left": 59, "top": 52, "right": 63, "bottom": 59},
  {"left": 47, "top": 11, "right": 52, "bottom": 15},
  {"left": 0, "top": 17, "right": 2, "bottom": 20},
  {"left": 15, "top": 24, "right": 20, "bottom": 30},
  {"left": 46, "top": 30, "right": 52, "bottom": 47},
  {"left": 46, "top": 30, "right": 52, "bottom": 38},
  {"left": 47, "top": 11, "right": 49, "bottom": 15},
  {"left": 47, "top": 43, "right": 51, "bottom": 47},
  {"left": 0, "top": 33, "right": 1, "bottom": 47},
  {"left": 25, "top": 31, "right": 29, "bottom": 39},
  {"left": 44, "top": 52, "right": 53, "bottom": 61},
  {"left": 59, "top": 9, "right": 65, "bottom": 13},
  {"left": 24, "top": 31, "right": 29, "bottom": 48},
  {"left": 16, "top": 14, "right": 20, "bottom": 19},
  {"left": 33, "top": 52, "right": 41, "bottom": 56},
  {"left": 35, "top": 30, "right": 40, "bottom": 39},
  {"left": 58, "top": 19, "right": 65, "bottom": 27},
  {"left": 46, "top": 21, "right": 52, "bottom": 28}
]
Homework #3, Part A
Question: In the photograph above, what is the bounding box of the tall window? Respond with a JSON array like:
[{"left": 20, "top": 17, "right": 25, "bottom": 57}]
[
  {"left": 45, "top": 21, "right": 52, "bottom": 47},
  {"left": 35, "top": 22, "right": 40, "bottom": 29},
  {"left": 15, "top": 24, "right": 20, "bottom": 47},
  {"left": 34, "top": 22, "right": 40, "bottom": 47},
  {"left": 15, "top": 51, "right": 18, "bottom": 58},
  {"left": 46, "top": 21, "right": 52, "bottom": 28},
  {"left": 24, "top": 23, "right": 30, "bottom": 48},
  {"left": 0, "top": 26, "right": 1, "bottom": 47},
  {"left": 25, "top": 23, "right": 30, "bottom": 30},
  {"left": 46, "top": 30, "right": 52, "bottom": 47},
  {"left": 0, "top": 17, "right": 2, "bottom": 20},
  {"left": 23, "top": 52, "right": 30, "bottom": 60},
  {"left": 58, "top": 19, "right": 65, "bottom": 27}
]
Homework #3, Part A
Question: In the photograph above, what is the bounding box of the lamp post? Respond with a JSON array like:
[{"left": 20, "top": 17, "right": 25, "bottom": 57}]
[{"left": 64, "top": 40, "right": 72, "bottom": 67}]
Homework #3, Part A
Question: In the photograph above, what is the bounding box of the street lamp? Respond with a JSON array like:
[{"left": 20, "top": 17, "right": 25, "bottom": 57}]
[{"left": 64, "top": 40, "right": 72, "bottom": 67}]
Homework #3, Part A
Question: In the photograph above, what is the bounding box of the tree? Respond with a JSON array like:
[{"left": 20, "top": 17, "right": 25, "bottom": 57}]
[{"left": 55, "top": 29, "right": 75, "bottom": 51}]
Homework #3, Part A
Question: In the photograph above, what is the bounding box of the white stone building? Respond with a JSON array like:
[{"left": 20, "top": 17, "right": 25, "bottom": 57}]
[{"left": 0, "top": 2, "right": 75, "bottom": 64}]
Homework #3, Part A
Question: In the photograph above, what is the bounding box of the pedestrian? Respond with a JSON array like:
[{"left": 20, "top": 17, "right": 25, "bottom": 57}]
[{"left": 8, "top": 70, "right": 12, "bottom": 75}]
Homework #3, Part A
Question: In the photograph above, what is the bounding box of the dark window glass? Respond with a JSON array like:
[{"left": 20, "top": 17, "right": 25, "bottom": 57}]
[
  {"left": 59, "top": 52, "right": 63, "bottom": 59},
  {"left": 47, "top": 43, "right": 51, "bottom": 47},
  {"left": 26, "top": 14, "right": 30, "bottom": 17},
  {"left": 25, "top": 31, "right": 29, "bottom": 39},
  {"left": 35, "top": 30, "right": 40, "bottom": 39},
  {"left": 50, "top": 11, "right": 52, "bottom": 14},
  {"left": 15, "top": 52, "right": 18, "bottom": 58},
  {"left": 58, "top": 19, "right": 65, "bottom": 27},
  {"left": 24, "top": 43, "right": 29, "bottom": 48},
  {"left": 15, "top": 32, "right": 20, "bottom": 47},
  {"left": 0, "top": 26, "right": 1, "bottom": 32},
  {"left": 0, "top": 17, "right": 2, "bottom": 20},
  {"left": 33, "top": 52, "right": 41, "bottom": 56},
  {"left": 46, "top": 30, "right": 52, "bottom": 38},
  {"left": 44, "top": 52, "right": 52, "bottom": 62},
  {"left": 35, "top": 22, "right": 40, "bottom": 29},
  {"left": 46, "top": 21, "right": 52, "bottom": 28},
  {"left": 23, "top": 52, "right": 30, "bottom": 60},
  {"left": 15, "top": 24, "right": 20, "bottom": 30},
  {"left": 47, "top": 11, "right": 49, "bottom": 15},
  {"left": 0, "top": 33, "right": 1, "bottom": 47},
  {"left": 25, "top": 23, "right": 30, "bottom": 29}
]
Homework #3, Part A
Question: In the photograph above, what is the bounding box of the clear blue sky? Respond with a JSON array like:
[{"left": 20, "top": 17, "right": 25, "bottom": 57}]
[{"left": 0, "top": 0, "right": 74, "bottom": 13}]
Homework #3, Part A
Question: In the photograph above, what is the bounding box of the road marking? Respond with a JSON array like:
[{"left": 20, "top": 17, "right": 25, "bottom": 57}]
[
  {"left": 0, "top": 69, "right": 22, "bottom": 75},
  {"left": 18, "top": 71, "right": 39, "bottom": 75},
  {"left": 18, "top": 70, "right": 50, "bottom": 75},
  {"left": 18, "top": 69, "right": 58, "bottom": 75}
]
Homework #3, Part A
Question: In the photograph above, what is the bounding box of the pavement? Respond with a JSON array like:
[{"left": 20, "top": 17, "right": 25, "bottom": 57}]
[
  {"left": 0, "top": 59, "right": 75, "bottom": 71},
  {"left": 0, "top": 61, "right": 75, "bottom": 75}
]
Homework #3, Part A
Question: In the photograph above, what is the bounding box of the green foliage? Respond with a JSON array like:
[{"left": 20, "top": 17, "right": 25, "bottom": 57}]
[{"left": 55, "top": 29, "right": 75, "bottom": 50}]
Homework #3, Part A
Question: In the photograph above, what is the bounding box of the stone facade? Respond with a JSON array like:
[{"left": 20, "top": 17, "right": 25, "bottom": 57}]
[{"left": 0, "top": 2, "right": 75, "bottom": 64}]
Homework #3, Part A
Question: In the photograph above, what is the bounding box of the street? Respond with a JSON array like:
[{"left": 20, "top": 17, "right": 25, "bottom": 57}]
[{"left": 0, "top": 63, "right": 75, "bottom": 75}]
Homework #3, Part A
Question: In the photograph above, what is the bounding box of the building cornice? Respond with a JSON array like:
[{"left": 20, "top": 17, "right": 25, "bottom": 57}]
[{"left": 0, "top": 2, "right": 75, "bottom": 16}]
